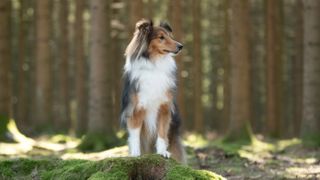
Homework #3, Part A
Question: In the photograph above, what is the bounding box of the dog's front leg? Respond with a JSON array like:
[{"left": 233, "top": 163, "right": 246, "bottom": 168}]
[
  {"left": 128, "top": 107, "right": 146, "bottom": 157},
  {"left": 156, "top": 103, "right": 171, "bottom": 158}
]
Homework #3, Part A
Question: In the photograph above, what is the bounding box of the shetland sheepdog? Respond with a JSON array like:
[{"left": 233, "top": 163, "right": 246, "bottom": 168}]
[{"left": 120, "top": 19, "right": 186, "bottom": 163}]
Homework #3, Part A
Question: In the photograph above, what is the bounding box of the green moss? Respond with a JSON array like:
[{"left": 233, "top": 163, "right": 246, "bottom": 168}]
[
  {"left": 0, "top": 158, "right": 55, "bottom": 179},
  {"left": 0, "top": 115, "right": 10, "bottom": 141},
  {"left": 167, "top": 163, "right": 224, "bottom": 180},
  {"left": 212, "top": 138, "right": 251, "bottom": 155},
  {"left": 0, "top": 155, "right": 225, "bottom": 180},
  {"left": 223, "top": 122, "right": 253, "bottom": 144},
  {"left": 78, "top": 132, "right": 125, "bottom": 152},
  {"left": 301, "top": 134, "right": 320, "bottom": 147}
]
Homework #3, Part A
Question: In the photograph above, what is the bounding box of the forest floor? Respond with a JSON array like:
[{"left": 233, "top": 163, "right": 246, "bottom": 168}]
[{"left": 0, "top": 127, "right": 319, "bottom": 179}]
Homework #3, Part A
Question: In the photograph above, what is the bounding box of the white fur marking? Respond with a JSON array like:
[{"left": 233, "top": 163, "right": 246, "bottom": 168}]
[
  {"left": 145, "top": 109, "right": 158, "bottom": 134},
  {"left": 156, "top": 137, "right": 171, "bottom": 158},
  {"left": 128, "top": 128, "right": 141, "bottom": 157}
]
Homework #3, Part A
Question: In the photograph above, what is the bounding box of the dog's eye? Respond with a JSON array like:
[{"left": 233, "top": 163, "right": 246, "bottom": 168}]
[{"left": 159, "top": 36, "right": 165, "bottom": 40}]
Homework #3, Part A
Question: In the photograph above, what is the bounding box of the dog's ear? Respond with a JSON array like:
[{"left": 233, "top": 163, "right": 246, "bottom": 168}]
[
  {"left": 160, "top": 21, "right": 172, "bottom": 32},
  {"left": 135, "top": 19, "right": 153, "bottom": 33}
]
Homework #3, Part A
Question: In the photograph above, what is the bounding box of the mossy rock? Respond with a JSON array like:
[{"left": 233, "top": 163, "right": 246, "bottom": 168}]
[{"left": 0, "top": 155, "right": 225, "bottom": 180}]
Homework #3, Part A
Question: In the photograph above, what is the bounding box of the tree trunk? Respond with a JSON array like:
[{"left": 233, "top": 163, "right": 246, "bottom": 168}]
[
  {"left": 35, "top": 0, "right": 52, "bottom": 128},
  {"left": 146, "top": 0, "right": 153, "bottom": 18},
  {"left": 75, "top": 0, "right": 88, "bottom": 135},
  {"left": 265, "top": 0, "right": 283, "bottom": 137},
  {"left": 292, "top": 0, "right": 303, "bottom": 136},
  {"left": 16, "top": 0, "right": 28, "bottom": 132},
  {"left": 300, "top": 0, "right": 320, "bottom": 141},
  {"left": 129, "top": 0, "right": 143, "bottom": 34},
  {"left": 226, "top": 0, "right": 252, "bottom": 141},
  {"left": 55, "top": 0, "right": 70, "bottom": 131},
  {"left": 168, "top": 0, "right": 186, "bottom": 122},
  {"left": 192, "top": 0, "right": 203, "bottom": 132},
  {"left": 111, "top": 0, "right": 123, "bottom": 130},
  {"left": 222, "top": 0, "right": 230, "bottom": 134},
  {"left": 88, "top": 0, "right": 113, "bottom": 134},
  {"left": 0, "top": 0, "right": 11, "bottom": 139}
]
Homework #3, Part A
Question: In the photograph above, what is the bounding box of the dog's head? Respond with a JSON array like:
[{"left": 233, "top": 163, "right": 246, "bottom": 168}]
[{"left": 125, "top": 19, "right": 183, "bottom": 60}]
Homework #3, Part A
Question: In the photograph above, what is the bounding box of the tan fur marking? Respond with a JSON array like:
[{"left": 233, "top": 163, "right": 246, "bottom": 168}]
[
  {"left": 148, "top": 28, "right": 178, "bottom": 60},
  {"left": 131, "top": 94, "right": 139, "bottom": 106},
  {"left": 128, "top": 94, "right": 146, "bottom": 128},
  {"left": 157, "top": 103, "right": 171, "bottom": 140},
  {"left": 128, "top": 107, "right": 146, "bottom": 128},
  {"left": 166, "top": 91, "right": 173, "bottom": 101}
]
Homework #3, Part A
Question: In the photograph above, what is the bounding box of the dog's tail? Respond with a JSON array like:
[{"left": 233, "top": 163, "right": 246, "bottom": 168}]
[
  {"left": 168, "top": 103, "right": 187, "bottom": 164},
  {"left": 169, "top": 132, "right": 187, "bottom": 164}
]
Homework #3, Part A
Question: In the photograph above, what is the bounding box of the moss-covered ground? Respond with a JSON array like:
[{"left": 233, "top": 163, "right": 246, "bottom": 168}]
[
  {"left": 0, "top": 128, "right": 319, "bottom": 179},
  {"left": 0, "top": 154, "right": 224, "bottom": 180}
]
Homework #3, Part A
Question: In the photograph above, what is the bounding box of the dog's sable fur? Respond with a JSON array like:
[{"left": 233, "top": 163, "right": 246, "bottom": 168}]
[{"left": 121, "top": 19, "right": 186, "bottom": 163}]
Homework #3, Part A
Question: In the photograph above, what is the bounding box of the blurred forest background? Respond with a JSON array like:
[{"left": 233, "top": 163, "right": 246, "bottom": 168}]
[{"left": 1, "top": 0, "right": 320, "bottom": 152}]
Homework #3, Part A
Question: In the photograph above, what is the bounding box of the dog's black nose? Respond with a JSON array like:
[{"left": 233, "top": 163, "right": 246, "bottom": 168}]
[{"left": 177, "top": 44, "right": 183, "bottom": 50}]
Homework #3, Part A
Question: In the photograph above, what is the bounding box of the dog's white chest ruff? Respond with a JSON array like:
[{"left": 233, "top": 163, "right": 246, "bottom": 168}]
[{"left": 125, "top": 55, "right": 176, "bottom": 134}]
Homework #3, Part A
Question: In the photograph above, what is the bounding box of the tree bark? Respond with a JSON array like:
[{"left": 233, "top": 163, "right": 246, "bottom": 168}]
[
  {"left": 146, "top": 0, "right": 153, "bottom": 18},
  {"left": 88, "top": 0, "right": 113, "bottom": 134},
  {"left": 111, "top": 0, "right": 123, "bottom": 130},
  {"left": 265, "top": 0, "right": 283, "bottom": 137},
  {"left": 192, "top": 0, "right": 203, "bottom": 132},
  {"left": 292, "top": 0, "right": 303, "bottom": 136},
  {"left": 129, "top": 0, "right": 143, "bottom": 34},
  {"left": 300, "top": 0, "right": 320, "bottom": 140},
  {"left": 222, "top": 0, "right": 230, "bottom": 134},
  {"left": 226, "top": 0, "right": 252, "bottom": 140},
  {"left": 16, "top": 0, "right": 28, "bottom": 132},
  {"left": 169, "top": 0, "right": 186, "bottom": 122},
  {"left": 35, "top": 0, "right": 52, "bottom": 128},
  {"left": 55, "top": 0, "right": 70, "bottom": 130},
  {"left": 0, "top": 0, "right": 11, "bottom": 139},
  {"left": 75, "top": 0, "right": 88, "bottom": 135}
]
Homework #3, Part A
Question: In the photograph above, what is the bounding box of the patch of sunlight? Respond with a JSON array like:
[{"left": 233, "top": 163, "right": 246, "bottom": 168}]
[
  {"left": 7, "top": 119, "right": 35, "bottom": 146},
  {"left": 116, "top": 130, "right": 126, "bottom": 139},
  {"left": 1, "top": 120, "right": 81, "bottom": 156},
  {"left": 36, "top": 138, "right": 79, "bottom": 152},
  {"left": 233, "top": 137, "right": 272, "bottom": 163},
  {"left": 237, "top": 138, "right": 272, "bottom": 163},
  {"left": 84, "top": 10, "right": 90, "bottom": 21},
  {"left": 50, "top": 134, "right": 80, "bottom": 144},
  {"left": 275, "top": 138, "right": 301, "bottom": 151},
  {"left": 238, "top": 149, "right": 271, "bottom": 164},
  {"left": 183, "top": 133, "right": 209, "bottom": 148},
  {"left": 237, "top": 138, "right": 303, "bottom": 164},
  {"left": 61, "top": 146, "right": 128, "bottom": 160},
  {"left": 0, "top": 143, "right": 32, "bottom": 155},
  {"left": 285, "top": 166, "right": 320, "bottom": 178},
  {"left": 216, "top": 84, "right": 224, "bottom": 110},
  {"left": 289, "top": 157, "right": 318, "bottom": 164},
  {"left": 250, "top": 137, "right": 275, "bottom": 152}
]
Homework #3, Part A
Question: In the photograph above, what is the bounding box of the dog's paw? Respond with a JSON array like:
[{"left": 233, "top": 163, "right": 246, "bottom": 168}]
[
  {"left": 157, "top": 151, "right": 171, "bottom": 158},
  {"left": 129, "top": 146, "right": 141, "bottom": 157},
  {"left": 131, "top": 153, "right": 140, "bottom": 157},
  {"left": 130, "top": 150, "right": 141, "bottom": 157}
]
